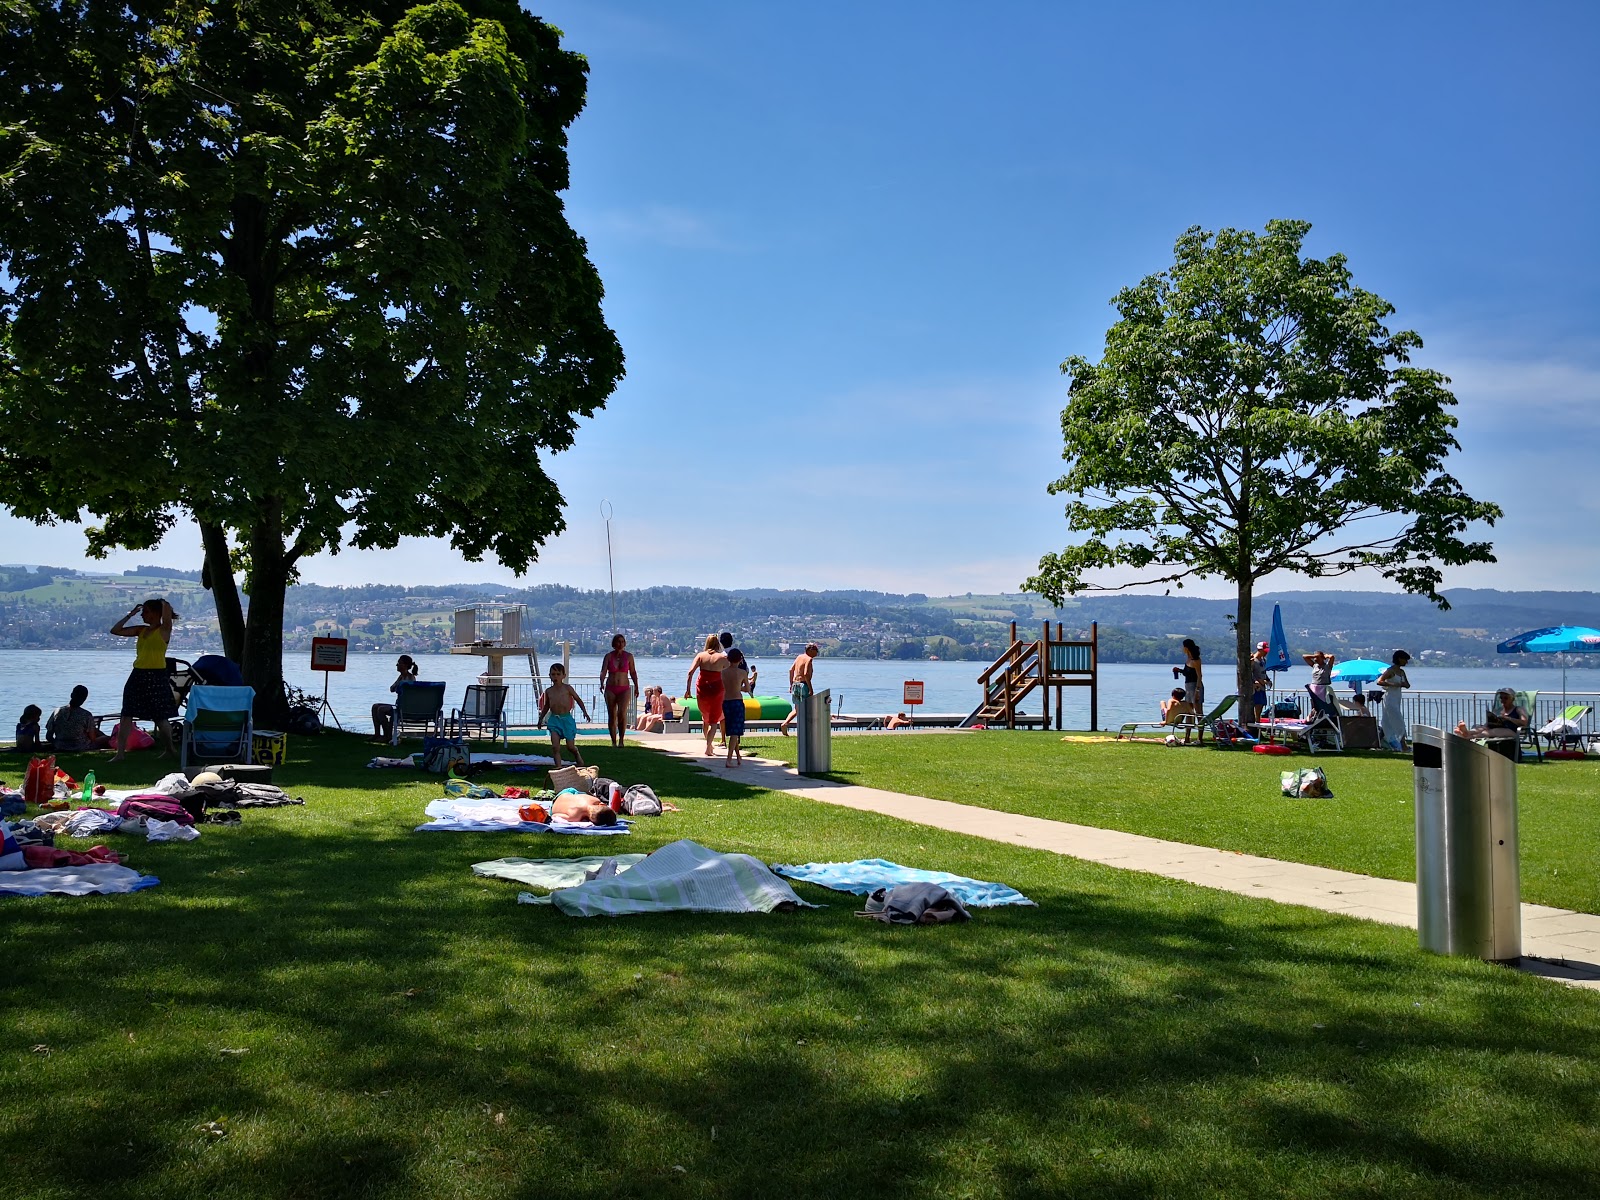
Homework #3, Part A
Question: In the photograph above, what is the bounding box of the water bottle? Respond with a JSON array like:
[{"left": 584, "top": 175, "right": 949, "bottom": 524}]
[{"left": 82, "top": 770, "right": 96, "bottom": 805}]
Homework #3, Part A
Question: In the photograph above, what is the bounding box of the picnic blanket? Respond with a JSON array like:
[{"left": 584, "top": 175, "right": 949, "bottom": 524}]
[
  {"left": 771, "top": 859, "right": 1035, "bottom": 907},
  {"left": 0, "top": 865, "right": 160, "bottom": 897},
  {"left": 537, "top": 839, "right": 816, "bottom": 917},
  {"left": 417, "top": 798, "right": 630, "bottom": 835},
  {"left": 475, "top": 854, "right": 649, "bottom": 891},
  {"left": 469, "top": 752, "right": 556, "bottom": 766}
]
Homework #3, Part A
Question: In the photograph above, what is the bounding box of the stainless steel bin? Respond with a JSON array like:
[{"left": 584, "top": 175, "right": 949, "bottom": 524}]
[
  {"left": 1413, "top": 725, "right": 1521, "bottom": 961},
  {"left": 797, "top": 688, "right": 832, "bottom": 775}
]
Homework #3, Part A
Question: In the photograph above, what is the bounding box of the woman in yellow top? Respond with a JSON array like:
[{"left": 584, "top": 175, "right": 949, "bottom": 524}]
[{"left": 109, "top": 598, "right": 179, "bottom": 760}]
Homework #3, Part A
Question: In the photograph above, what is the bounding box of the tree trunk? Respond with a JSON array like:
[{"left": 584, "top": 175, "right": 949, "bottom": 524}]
[
  {"left": 240, "top": 522, "right": 290, "bottom": 726},
  {"left": 1235, "top": 579, "right": 1254, "bottom": 720},
  {"left": 200, "top": 520, "right": 246, "bottom": 664}
]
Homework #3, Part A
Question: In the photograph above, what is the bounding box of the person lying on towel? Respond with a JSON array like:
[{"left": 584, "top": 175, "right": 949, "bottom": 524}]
[{"left": 552, "top": 790, "right": 618, "bottom": 827}]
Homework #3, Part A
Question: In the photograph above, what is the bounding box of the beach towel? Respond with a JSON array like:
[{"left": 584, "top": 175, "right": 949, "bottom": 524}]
[
  {"left": 545, "top": 839, "right": 815, "bottom": 917},
  {"left": 0, "top": 864, "right": 160, "bottom": 897},
  {"left": 416, "top": 797, "right": 630, "bottom": 835},
  {"left": 770, "top": 859, "right": 1035, "bottom": 908},
  {"left": 474, "top": 854, "right": 649, "bottom": 892},
  {"left": 468, "top": 752, "right": 556, "bottom": 766}
]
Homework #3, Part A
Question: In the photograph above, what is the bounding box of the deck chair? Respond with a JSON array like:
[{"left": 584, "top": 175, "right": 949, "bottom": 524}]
[
  {"left": 1196, "top": 695, "right": 1238, "bottom": 744},
  {"left": 1539, "top": 703, "right": 1594, "bottom": 753},
  {"left": 1274, "top": 687, "right": 1344, "bottom": 754},
  {"left": 179, "top": 684, "right": 255, "bottom": 772},
  {"left": 1117, "top": 706, "right": 1203, "bottom": 742},
  {"left": 448, "top": 684, "right": 509, "bottom": 747},
  {"left": 391, "top": 681, "right": 446, "bottom": 745},
  {"left": 1510, "top": 691, "right": 1542, "bottom": 761}
]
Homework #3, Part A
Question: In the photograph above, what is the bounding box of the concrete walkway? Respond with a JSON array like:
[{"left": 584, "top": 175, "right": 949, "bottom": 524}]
[{"left": 645, "top": 735, "right": 1600, "bottom": 991}]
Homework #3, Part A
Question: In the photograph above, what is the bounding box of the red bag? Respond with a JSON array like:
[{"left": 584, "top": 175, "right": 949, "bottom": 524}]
[{"left": 23, "top": 756, "right": 55, "bottom": 807}]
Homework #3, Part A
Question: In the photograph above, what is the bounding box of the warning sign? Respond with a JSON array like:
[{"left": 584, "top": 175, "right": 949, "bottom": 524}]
[
  {"left": 310, "top": 637, "right": 349, "bottom": 672},
  {"left": 903, "top": 680, "right": 925, "bottom": 707}
]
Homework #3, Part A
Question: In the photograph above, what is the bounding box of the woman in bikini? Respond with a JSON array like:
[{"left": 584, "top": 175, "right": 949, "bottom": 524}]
[
  {"left": 601, "top": 634, "right": 640, "bottom": 747},
  {"left": 684, "top": 634, "right": 730, "bottom": 757}
]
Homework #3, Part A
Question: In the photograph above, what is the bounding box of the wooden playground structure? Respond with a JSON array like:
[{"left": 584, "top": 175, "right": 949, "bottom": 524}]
[{"left": 966, "top": 621, "right": 1099, "bottom": 730}]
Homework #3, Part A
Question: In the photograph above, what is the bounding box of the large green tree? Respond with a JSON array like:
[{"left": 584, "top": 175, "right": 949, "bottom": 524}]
[
  {"left": 1026, "top": 220, "right": 1500, "bottom": 707},
  {"left": 0, "top": 0, "right": 623, "bottom": 714}
]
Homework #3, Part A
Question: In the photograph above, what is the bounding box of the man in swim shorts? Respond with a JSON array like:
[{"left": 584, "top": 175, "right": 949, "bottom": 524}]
[
  {"left": 538, "top": 663, "right": 590, "bottom": 768},
  {"left": 778, "top": 643, "right": 819, "bottom": 736}
]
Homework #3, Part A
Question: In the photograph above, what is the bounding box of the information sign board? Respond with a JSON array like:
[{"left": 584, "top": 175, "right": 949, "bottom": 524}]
[
  {"left": 310, "top": 636, "right": 349, "bottom": 673},
  {"left": 903, "top": 680, "right": 925, "bottom": 707}
]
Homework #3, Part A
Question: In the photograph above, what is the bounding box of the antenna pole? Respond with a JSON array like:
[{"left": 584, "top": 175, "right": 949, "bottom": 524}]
[{"left": 601, "top": 500, "right": 617, "bottom": 634}]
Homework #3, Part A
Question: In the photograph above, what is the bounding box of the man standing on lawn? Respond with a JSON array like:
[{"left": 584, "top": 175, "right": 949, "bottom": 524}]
[{"left": 778, "top": 643, "right": 819, "bottom": 736}]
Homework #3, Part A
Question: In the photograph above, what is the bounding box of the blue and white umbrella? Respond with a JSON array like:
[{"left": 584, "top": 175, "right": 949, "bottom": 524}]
[
  {"left": 1266, "top": 604, "right": 1291, "bottom": 674},
  {"left": 1497, "top": 626, "right": 1600, "bottom": 707}
]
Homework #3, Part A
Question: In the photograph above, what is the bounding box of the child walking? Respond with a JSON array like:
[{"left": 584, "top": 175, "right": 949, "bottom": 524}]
[{"left": 538, "top": 663, "right": 590, "bottom": 769}]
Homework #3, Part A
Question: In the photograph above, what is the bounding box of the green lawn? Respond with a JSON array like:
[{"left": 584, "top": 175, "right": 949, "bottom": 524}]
[
  {"left": 743, "top": 732, "right": 1600, "bottom": 914},
  {"left": 3, "top": 734, "right": 1599, "bottom": 1198}
]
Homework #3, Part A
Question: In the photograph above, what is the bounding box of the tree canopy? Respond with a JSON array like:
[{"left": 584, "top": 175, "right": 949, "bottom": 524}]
[
  {"left": 0, "top": 0, "right": 623, "bottom": 711},
  {"left": 1025, "top": 220, "right": 1500, "bottom": 700}
]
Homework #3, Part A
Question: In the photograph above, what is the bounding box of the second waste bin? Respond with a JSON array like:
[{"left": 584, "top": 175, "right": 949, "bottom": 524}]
[
  {"left": 1412, "top": 724, "right": 1521, "bottom": 961},
  {"left": 797, "top": 688, "right": 832, "bottom": 775}
]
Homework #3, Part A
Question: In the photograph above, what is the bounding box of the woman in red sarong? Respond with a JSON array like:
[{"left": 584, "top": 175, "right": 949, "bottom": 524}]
[{"left": 685, "top": 634, "right": 730, "bottom": 757}]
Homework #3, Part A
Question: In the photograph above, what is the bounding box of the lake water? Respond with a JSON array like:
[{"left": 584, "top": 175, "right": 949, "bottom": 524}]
[{"left": 4, "top": 649, "right": 1597, "bottom": 735}]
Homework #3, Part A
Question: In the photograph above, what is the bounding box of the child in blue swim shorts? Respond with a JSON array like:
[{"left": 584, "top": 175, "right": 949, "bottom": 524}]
[{"left": 538, "top": 663, "right": 590, "bottom": 768}]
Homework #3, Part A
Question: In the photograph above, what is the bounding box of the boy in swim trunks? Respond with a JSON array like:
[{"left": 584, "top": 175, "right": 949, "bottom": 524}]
[{"left": 538, "top": 663, "right": 590, "bottom": 768}]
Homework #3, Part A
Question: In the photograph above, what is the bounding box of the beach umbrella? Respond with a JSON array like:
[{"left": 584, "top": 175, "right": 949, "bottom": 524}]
[
  {"left": 1331, "top": 658, "right": 1392, "bottom": 687},
  {"left": 1266, "top": 604, "right": 1291, "bottom": 673},
  {"left": 1496, "top": 626, "right": 1600, "bottom": 708}
]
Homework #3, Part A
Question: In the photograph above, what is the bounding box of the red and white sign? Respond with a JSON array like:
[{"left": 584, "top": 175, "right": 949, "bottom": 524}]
[
  {"left": 310, "top": 637, "right": 349, "bottom": 672},
  {"left": 902, "top": 680, "right": 925, "bottom": 707}
]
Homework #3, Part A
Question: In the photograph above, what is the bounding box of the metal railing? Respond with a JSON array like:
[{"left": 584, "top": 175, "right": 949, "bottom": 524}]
[{"left": 1263, "top": 687, "right": 1598, "bottom": 740}]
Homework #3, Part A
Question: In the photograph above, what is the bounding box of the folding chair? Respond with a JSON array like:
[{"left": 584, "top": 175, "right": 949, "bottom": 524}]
[
  {"left": 448, "top": 684, "right": 509, "bottom": 747},
  {"left": 1271, "top": 687, "right": 1345, "bottom": 754},
  {"left": 392, "top": 681, "right": 447, "bottom": 745},
  {"left": 179, "top": 684, "right": 255, "bottom": 772},
  {"left": 1539, "top": 703, "right": 1594, "bottom": 754},
  {"left": 1513, "top": 691, "right": 1542, "bottom": 761}
]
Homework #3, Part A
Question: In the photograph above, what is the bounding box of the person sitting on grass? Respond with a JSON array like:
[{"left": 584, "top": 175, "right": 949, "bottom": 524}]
[
  {"left": 15, "top": 705, "right": 45, "bottom": 752},
  {"left": 552, "top": 789, "right": 617, "bottom": 826},
  {"left": 46, "top": 686, "right": 113, "bottom": 752},
  {"left": 1161, "top": 688, "right": 1197, "bottom": 743},
  {"left": 538, "top": 663, "right": 590, "bottom": 769},
  {"left": 885, "top": 712, "right": 914, "bottom": 730}
]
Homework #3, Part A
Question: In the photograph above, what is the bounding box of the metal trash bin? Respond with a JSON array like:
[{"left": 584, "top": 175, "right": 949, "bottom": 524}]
[
  {"left": 797, "top": 688, "right": 832, "bottom": 775},
  {"left": 1413, "top": 725, "right": 1521, "bottom": 961}
]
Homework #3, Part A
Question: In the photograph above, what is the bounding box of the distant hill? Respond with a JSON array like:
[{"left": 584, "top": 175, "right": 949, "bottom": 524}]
[{"left": 0, "top": 571, "right": 1594, "bottom": 667}]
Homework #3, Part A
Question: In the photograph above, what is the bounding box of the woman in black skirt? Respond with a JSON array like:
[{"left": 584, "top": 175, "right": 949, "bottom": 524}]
[{"left": 109, "top": 598, "right": 179, "bottom": 760}]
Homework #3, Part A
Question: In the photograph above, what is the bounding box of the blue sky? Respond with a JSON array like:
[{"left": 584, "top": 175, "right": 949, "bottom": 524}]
[{"left": 6, "top": 0, "right": 1597, "bottom": 597}]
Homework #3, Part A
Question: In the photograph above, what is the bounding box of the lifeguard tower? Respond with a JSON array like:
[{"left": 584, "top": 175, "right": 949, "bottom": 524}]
[
  {"left": 451, "top": 605, "right": 543, "bottom": 699},
  {"left": 965, "top": 621, "right": 1099, "bottom": 730}
]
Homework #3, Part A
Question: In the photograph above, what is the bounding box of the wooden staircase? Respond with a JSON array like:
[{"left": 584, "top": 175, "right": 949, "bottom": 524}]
[
  {"left": 968, "top": 639, "right": 1043, "bottom": 727},
  {"left": 965, "top": 620, "right": 1100, "bottom": 730}
]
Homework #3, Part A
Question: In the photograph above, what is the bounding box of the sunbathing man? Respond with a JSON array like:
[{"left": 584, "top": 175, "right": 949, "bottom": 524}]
[
  {"left": 538, "top": 663, "right": 590, "bottom": 769},
  {"left": 885, "top": 712, "right": 913, "bottom": 730},
  {"left": 1161, "top": 688, "right": 1197, "bottom": 743},
  {"left": 552, "top": 789, "right": 618, "bottom": 826}
]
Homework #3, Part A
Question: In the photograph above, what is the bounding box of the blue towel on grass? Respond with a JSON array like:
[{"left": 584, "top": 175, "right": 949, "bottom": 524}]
[
  {"left": 770, "top": 859, "right": 1034, "bottom": 907},
  {"left": 0, "top": 865, "right": 161, "bottom": 897}
]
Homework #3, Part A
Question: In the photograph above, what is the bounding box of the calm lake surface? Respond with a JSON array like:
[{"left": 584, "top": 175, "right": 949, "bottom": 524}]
[{"left": 4, "top": 649, "right": 1596, "bottom": 735}]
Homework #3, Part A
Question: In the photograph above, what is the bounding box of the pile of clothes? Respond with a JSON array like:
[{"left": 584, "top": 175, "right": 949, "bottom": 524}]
[{"left": 0, "top": 767, "right": 305, "bottom": 897}]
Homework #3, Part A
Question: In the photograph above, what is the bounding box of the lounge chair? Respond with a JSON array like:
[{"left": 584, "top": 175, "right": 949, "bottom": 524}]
[
  {"left": 1117, "top": 708, "right": 1202, "bottom": 742},
  {"left": 1196, "top": 695, "right": 1238, "bottom": 744},
  {"left": 391, "top": 681, "right": 447, "bottom": 745},
  {"left": 447, "top": 684, "right": 509, "bottom": 747},
  {"left": 1538, "top": 703, "right": 1593, "bottom": 754},
  {"left": 1511, "top": 691, "right": 1542, "bottom": 761},
  {"left": 179, "top": 684, "right": 255, "bottom": 772},
  {"left": 1270, "top": 687, "right": 1344, "bottom": 754}
]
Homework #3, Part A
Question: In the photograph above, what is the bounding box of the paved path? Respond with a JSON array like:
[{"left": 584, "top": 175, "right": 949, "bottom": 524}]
[{"left": 645, "top": 735, "right": 1600, "bottom": 991}]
